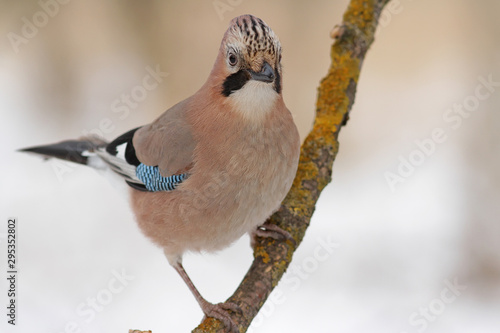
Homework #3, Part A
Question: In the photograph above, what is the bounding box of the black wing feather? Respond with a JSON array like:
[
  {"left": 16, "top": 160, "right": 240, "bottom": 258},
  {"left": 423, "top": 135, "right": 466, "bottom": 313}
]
[{"left": 106, "top": 127, "right": 141, "bottom": 166}]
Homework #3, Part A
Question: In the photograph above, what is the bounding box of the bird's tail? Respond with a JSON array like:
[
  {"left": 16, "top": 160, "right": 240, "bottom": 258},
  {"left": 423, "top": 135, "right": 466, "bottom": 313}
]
[
  {"left": 19, "top": 131, "right": 145, "bottom": 190},
  {"left": 19, "top": 137, "right": 108, "bottom": 166}
]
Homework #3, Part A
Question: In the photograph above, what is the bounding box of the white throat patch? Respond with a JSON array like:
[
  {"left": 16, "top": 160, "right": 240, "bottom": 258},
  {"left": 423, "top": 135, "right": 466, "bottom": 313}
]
[{"left": 228, "top": 80, "right": 279, "bottom": 122}]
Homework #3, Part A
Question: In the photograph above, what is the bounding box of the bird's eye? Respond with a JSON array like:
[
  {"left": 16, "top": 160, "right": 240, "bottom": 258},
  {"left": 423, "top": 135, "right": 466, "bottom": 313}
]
[{"left": 228, "top": 53, "right": 238, "bottom": 66}]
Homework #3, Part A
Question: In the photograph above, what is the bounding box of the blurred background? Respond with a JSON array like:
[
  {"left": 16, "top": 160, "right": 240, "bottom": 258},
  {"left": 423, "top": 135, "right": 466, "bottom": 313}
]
[{"left": 1, "top": 0, "right": 499, "bottom": 332}]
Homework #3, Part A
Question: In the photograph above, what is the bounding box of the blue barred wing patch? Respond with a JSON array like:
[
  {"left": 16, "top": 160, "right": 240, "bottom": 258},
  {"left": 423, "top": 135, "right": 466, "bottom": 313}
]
[{"left": 136, "top": 163, "right": 187, "bottom": 192}]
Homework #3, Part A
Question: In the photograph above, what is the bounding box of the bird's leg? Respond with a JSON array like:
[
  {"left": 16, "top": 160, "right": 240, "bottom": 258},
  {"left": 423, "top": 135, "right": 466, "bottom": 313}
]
[
  {"left": 171, "top": 260, "right": 241, "bottom": 332},
  {"left": 251, "top": 222, "right": 296, "bottom": 249}
]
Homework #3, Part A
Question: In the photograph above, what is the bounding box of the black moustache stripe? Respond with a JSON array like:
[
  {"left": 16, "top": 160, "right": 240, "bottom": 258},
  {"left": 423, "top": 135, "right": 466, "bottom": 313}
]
[
  {"left": 274, "top": 68, "right": 281, "bottom": 94},
  {"left": 221, "top": 70, "right": 251, "bottom": 97},
  {"left": 221, "top": 68, "right": 282, "bottom": 96}
]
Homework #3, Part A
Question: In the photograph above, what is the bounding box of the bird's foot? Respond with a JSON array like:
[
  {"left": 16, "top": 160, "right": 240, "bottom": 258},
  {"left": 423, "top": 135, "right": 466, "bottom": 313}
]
[
  {"left": 201, "top": 301, "right": 242, "bottom": 332},
  {"left": 251, "top": 222, "right": 296, "bottom": 248}
]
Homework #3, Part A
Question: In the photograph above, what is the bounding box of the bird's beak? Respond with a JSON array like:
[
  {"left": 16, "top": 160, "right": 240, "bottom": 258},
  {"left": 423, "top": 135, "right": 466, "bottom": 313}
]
[{"left": 248, "top": 62, "right": 275, "bottom": 83}]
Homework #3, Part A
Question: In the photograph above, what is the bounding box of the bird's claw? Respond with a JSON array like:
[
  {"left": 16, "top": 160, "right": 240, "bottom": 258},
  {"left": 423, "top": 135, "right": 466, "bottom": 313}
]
[
  {"left": 219, "top": 301, "right": 243, "bottom": 314},
  {"left": 202, "top": 302, "right": 241, "bottom": 332},
  {"left": 251, "top": 222, "right": 296, "bottom": 248}
]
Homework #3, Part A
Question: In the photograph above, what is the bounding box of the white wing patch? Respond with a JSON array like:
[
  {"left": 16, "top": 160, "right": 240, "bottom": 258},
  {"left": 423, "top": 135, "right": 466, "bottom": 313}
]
[{"left": 94, "top": 143, "right": 141, "bottom": 183}]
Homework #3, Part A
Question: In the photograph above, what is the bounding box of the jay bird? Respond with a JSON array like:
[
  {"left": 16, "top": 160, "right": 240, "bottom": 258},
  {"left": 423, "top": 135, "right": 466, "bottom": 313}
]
[{"left": 21, "top": 14, "right": 300, "bottom": 331}]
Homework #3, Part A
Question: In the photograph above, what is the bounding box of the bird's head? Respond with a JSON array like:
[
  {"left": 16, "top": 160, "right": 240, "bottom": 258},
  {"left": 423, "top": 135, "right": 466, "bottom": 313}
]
[{"left": 209, "top": 15, "right": 284, "bottom": 120}]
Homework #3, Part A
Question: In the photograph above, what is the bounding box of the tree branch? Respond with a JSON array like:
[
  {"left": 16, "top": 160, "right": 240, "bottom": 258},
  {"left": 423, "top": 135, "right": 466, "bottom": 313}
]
[{"left": 190, "top": 0, "right": 390, "bottom": 331}]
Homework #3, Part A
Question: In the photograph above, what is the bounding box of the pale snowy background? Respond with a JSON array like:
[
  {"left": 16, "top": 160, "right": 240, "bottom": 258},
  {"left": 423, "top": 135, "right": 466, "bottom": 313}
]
[{"left": 1, "top": 0, "right": 499, "bottom": 332}]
